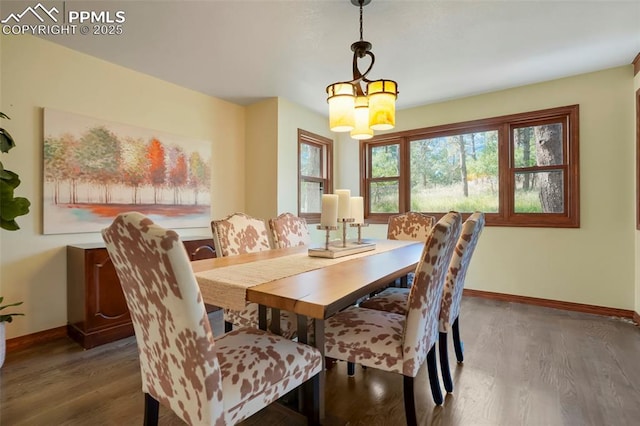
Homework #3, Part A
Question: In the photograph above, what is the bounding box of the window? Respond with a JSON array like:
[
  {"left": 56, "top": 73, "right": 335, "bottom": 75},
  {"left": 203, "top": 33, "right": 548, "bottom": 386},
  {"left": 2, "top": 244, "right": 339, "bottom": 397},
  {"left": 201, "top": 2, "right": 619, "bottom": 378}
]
[
  {"left": 361, "top": 105, "right": 579, "bottom": 227},
  {"left": 298, "top": 129, "right": 333, "bottom": 223}
]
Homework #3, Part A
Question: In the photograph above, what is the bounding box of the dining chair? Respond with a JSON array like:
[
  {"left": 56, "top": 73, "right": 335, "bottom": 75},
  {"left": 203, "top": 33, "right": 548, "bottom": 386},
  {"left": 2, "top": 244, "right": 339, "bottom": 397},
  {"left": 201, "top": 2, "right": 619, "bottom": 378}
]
[
  {"left": 359, "top": 212, "right": 485, "bottom": 393},
  {"left": 211, "top": 212, "right": 296, "bottom": 337},
  {"left": 268, "top": 212, "right": 311, "bottom": 249},
  {"left": 387, "top": 211, "right": 436, "bottom": 241},
  {"left": 102, "top": 212, "right": 323, "bottom": 426},
  {"left": 324, "top": 211, "right": 461, "bottom": 425},
  {"left": 387, "top": 211, "right": 436, "bottom": 287}
]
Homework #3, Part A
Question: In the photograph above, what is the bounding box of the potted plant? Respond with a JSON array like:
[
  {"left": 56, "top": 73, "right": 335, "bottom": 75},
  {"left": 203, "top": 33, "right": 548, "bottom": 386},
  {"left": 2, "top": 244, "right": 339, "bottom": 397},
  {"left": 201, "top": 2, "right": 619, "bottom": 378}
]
[
  {"left": 1, "top": 112, "right": 30, "bottom": 230},
  {"left": 0, "top": 112, "right": 29, "bottom": 367},
  {"left": 0, "top": 297, "right": 23, "bottom": 367}
]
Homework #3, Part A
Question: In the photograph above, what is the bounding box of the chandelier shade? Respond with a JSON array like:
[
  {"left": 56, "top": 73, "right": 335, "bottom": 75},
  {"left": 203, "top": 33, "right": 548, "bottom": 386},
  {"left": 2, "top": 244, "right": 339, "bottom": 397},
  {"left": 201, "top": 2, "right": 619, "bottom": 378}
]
[
  {"left": 326, "top": 0, "right": 398, "bottom": 138},
  {"left": 367, "top": 79, "right": 397, "bottom": 130},
  {"left": 327, "top": 83, "right": 357, "bottom": 132},
  {"left": 350, "top": 96, "right": 374, "bottom": 140}
]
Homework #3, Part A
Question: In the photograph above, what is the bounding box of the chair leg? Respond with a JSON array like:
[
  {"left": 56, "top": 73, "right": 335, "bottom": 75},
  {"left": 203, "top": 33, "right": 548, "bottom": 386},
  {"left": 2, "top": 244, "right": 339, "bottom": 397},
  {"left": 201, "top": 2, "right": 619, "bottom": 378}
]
[
  {"left": 347, "top": 361, "right": 355, "bottom": 377},
  {"left": 224, "top": 321, "right": 233, "bottom": 333},
  {"left": 426, "top": 346, "right": 443, "bottom": 405},
  {"left": 403, "top": 376, "right": 418, "bottom": 426},
  {"left": 439, "top": 332, "right": 453, "bottom": 393},
  {"left": 144, "top": 393, "right": 159, "bottom": 426},
  {"left": 452, "top": 317, "right": 464, "bottom": 363},
  {"left": 302, "top": 372, "right": 321, "bottom": 425}
]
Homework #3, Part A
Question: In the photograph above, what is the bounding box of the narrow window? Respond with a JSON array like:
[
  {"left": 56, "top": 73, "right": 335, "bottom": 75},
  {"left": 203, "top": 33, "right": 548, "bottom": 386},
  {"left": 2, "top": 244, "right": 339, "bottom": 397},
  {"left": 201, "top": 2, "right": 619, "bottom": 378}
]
[{"left": 298, "top": 129, "right": 333, "bottom": 223}]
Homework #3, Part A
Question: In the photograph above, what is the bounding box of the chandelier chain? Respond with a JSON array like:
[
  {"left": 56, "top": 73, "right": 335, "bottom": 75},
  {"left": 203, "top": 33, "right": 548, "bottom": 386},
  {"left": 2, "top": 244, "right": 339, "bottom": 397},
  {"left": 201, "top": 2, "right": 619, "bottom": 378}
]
[{"left": 359, "top": 1, "right": 364, "bottom": 41}]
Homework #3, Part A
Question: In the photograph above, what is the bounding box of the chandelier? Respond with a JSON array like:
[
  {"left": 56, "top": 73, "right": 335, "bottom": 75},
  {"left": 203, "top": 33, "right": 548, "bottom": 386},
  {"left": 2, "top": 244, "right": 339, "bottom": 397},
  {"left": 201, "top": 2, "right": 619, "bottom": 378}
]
[{"left": 326, "top": 0, "right": 398, "bottom": 140}]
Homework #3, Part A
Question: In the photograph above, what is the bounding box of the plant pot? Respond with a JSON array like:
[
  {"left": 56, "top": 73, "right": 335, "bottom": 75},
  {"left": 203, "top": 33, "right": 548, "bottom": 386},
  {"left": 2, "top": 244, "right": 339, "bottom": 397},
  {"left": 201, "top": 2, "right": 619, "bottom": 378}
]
[{"left": 0, "top": 322, "right": 5, "bottom": 368}]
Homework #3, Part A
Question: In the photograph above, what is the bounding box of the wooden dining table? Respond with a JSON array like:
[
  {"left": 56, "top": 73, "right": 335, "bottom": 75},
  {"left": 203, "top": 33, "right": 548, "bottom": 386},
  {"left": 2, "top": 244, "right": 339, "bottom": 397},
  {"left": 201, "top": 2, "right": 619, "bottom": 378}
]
[{"left": 191, "top": 239, "right": 424, "bottom": 424}]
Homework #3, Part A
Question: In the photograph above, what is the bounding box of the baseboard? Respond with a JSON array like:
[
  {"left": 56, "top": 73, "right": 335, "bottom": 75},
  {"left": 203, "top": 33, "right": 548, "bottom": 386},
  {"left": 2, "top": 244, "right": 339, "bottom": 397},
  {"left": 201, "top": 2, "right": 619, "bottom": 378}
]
[
  {"left": 6, "top": 326, "right": 68, "bottom": 352},
  {"left": 464, "top": 288, "right": 636, "bottom": 321},
  {"left": 5, "top": 296, "right": 639, "bottom": 351}
]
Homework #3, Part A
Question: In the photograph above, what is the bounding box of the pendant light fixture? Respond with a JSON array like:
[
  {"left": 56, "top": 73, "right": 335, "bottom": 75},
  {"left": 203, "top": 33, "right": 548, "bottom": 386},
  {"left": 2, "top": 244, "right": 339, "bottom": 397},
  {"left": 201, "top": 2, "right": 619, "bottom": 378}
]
[{"left": 326, "top": 0, "right": 398, "bottom": 140}]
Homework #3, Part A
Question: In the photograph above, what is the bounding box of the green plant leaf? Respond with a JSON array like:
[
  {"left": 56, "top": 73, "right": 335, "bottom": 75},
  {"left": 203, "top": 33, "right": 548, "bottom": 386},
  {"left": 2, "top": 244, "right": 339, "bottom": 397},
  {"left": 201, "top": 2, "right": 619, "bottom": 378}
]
[
  {"left": 0, "top": 128, "right": 15, "bottom": 153},
  {"left": 0, "top": 298, "right": 23, "bottom": 322},
  {"left": 0, "top": 218, "right": 19, "bottom": 230},
  {"left": 1, "top": 111, "right": 30, "bottom": 232},
  {"left": 0, "top": 165, "right": 20, "bottom": 189},
  {"left": 0, "top": 300, "right": 23, "bottom": 310},
  {"left": 0, "top": 178, "right": 30, "bottom": 227}
]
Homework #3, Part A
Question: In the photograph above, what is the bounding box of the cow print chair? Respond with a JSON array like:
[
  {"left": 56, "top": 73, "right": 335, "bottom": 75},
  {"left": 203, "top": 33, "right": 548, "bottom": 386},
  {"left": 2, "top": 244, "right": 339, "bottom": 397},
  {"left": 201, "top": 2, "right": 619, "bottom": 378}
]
[
  {"left": 360, "top": 212, "right": 485, "bottom": 393},
  {"left": 102, "top": 212, "right": 322, "bottom": 425},
  {"left": 211, "top": 212, "right": 297, "bottom": 337},
  {"left": 323, "top": 211, "right": 461, "bottom": 425}
]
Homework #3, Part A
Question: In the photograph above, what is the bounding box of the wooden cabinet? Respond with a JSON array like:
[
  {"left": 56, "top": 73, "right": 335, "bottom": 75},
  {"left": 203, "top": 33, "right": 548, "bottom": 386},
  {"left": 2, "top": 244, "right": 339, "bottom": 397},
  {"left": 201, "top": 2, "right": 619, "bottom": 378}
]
[{"left": 67, "top": 237, "right": 215, "bottom": 349}]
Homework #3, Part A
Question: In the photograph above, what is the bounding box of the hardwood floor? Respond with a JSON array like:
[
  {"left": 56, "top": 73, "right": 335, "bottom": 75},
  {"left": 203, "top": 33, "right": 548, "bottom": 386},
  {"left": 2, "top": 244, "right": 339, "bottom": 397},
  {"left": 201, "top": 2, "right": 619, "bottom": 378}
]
[{"left": 1, "top": 297, "right": 639, "bottom": 425}]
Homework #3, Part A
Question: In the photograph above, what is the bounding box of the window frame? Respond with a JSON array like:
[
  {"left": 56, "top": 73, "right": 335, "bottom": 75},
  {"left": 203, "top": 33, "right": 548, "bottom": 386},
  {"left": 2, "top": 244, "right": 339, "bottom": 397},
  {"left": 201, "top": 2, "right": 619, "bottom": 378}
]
[
  {"left": 636, "top": 89, "right": 640, "bottom": 230},
  {"left": 360, "top": 105, "right": 580, "bottom": 227},
  {"left": 298, "top": 129, "right": 333, "bottom": 224}
]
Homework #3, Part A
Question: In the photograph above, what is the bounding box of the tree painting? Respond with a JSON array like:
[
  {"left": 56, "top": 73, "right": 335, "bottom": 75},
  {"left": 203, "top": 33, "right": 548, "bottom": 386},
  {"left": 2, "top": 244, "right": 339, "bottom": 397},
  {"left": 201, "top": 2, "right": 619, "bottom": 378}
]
[{"left": 43, "top": 108, "right": 212, "bottom": 234}]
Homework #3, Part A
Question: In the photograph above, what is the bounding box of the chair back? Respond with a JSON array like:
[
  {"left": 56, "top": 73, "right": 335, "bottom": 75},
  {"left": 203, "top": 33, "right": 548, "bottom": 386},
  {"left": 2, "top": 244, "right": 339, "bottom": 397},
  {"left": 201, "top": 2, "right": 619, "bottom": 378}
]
[
  {"left": 211, "top": 212, "right": 271, "bottom": 257},
  {"left": 268, "top": 213, "right": 311, "bottom": 248},
  {"left": 387, "top": 211, "right": 436, "bottom": 241},
  {"left": 102, "top": 212, "right": 224, "bottom": 425},
  {"left": 439, "top": 212, "right": 485, "bottom": 332},
  {"left": 402, "top": 211, "right": 461, "bottom": 377}
]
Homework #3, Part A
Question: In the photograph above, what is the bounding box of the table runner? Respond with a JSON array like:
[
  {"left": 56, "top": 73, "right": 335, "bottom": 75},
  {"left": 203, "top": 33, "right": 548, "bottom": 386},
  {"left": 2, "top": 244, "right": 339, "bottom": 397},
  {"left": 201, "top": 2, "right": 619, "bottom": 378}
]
[{"left": 195, "top": 239, "right": 419, "bottom": 310}]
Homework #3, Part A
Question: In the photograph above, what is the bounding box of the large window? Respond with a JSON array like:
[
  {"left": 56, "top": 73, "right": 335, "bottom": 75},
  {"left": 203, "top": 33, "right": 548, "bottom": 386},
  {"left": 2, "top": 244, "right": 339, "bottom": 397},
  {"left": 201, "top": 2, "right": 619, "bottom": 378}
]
[
  {"left": 298, "top": 129, "right": 333, "bottom": 223},
  {"left": 361, "top": 105, "right": 579, "bottom": 227}
]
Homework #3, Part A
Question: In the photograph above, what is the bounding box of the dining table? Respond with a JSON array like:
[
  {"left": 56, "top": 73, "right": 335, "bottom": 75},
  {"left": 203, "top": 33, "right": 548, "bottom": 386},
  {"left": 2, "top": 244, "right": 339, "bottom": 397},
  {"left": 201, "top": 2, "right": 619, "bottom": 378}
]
[{"left": 192, "top": 238, "right": 424, "bottom": 424}]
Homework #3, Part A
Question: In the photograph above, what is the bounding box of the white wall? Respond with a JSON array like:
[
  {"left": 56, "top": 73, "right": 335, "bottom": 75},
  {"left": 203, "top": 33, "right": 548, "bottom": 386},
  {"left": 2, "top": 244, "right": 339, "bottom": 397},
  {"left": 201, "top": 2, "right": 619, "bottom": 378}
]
[
  {"left": 0, "top": 35, "right": 246, "bottom": 339},
  {"left": 341, "top": 66, "right": 637, "bottom": 310}
]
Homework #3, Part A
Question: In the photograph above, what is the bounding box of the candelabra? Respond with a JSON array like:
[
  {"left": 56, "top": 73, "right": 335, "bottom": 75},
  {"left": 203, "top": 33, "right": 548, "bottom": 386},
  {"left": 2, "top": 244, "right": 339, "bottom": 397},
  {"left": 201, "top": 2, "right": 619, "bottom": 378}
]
[
  {"left": 316, "top": 224, "right": 339, "bottom": 250},
  {"left": 349, "top": 223, "right": 369, "bottom": 244},
  {"left": 338, "top": 218, "right": 355, "bottom": 247}
]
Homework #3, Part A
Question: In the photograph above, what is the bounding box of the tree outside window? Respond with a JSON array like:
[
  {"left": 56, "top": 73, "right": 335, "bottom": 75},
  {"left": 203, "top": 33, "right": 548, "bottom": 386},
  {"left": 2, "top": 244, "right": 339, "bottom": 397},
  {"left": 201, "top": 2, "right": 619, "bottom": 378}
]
[{"left": 360, "top": 105, "right": 579, "bottom": 227}]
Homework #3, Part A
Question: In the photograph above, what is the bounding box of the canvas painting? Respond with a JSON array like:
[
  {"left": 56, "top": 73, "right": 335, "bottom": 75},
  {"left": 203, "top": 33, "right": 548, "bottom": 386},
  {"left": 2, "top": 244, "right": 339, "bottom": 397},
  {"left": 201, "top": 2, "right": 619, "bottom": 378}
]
[{"left": 43, "top": 108, "right": 212, "bottom": 234}]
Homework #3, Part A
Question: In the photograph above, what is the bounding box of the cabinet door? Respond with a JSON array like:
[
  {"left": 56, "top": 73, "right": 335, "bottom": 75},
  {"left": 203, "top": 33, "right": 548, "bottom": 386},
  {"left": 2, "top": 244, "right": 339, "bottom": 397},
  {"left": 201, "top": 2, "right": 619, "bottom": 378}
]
[{"left": 85, "top": 249, "right": 131, "bottom": 331}]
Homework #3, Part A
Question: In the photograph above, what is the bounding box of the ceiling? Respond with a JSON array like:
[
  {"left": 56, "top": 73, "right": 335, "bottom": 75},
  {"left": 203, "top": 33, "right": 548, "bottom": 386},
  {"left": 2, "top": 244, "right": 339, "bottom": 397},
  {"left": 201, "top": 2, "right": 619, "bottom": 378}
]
[{"left": 26, "top": 0, "right": 640, "bottom": 116}]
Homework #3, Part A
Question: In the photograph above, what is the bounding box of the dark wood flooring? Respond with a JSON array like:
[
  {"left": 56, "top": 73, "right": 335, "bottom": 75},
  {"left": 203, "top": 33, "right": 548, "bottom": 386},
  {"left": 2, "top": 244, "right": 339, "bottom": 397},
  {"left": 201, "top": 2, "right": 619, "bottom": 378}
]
[{"left": 1, "top": 297, "right": 639, "bottom": 425}]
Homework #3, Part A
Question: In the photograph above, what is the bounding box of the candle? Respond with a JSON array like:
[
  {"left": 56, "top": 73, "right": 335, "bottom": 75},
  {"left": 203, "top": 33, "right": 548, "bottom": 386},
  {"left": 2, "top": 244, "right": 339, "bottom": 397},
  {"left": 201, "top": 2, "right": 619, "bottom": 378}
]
[
  {"left": 320, "top": 194, "right": 338, "bottom": 227},
  {"left": 350, "top": 196, "right": 364, "bottom": 224},
  {"left": 335, "top": 189, "right": 351, "bottom": 221}
]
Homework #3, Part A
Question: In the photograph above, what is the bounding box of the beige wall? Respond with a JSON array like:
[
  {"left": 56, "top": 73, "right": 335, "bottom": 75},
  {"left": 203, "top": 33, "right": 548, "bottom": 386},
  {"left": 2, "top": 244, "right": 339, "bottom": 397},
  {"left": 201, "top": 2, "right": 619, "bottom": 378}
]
[
  {"left": 0, "top": 35, "right": 246, "bottom": 339},
  {"left": 243, "top": 97, "right": 334, "bottom": 229},
  {"left": 276, "top": 97, "right": 335, "bottom": 224},
  {"left": 2, "top": 34, "right": 637, "bottom": 341},
  {"left": 244, "top": 99, "right": 278, "bottom": 219},
  {"left": 341, "top": 66, "right": 637, "bottom": 310}
]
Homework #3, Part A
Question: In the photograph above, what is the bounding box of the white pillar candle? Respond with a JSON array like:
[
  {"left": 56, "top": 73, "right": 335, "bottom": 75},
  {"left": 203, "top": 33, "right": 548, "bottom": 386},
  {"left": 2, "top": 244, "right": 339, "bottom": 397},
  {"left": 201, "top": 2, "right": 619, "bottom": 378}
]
[
  {"left": 335, "top": 189, "right": 351, "bottom": 221},
  {"left": 320, "top": 194, "right": 339, "bottom": 227},
  {"left": 350, "top": 196, "right": 364, "bottom": 224}
]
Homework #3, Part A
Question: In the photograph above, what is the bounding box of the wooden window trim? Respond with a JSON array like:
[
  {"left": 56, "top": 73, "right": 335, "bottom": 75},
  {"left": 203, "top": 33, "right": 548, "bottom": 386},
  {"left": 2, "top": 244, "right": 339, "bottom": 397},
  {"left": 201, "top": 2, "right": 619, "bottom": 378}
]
[
  {"left": 360, "top": 105, "right": 580, "bottom": 227},
  {"left": 636, "top": 89, "right": 640, "bottom": 230},
  {"left": 298, "top": 129, "right": 333, "bottom": 224}
]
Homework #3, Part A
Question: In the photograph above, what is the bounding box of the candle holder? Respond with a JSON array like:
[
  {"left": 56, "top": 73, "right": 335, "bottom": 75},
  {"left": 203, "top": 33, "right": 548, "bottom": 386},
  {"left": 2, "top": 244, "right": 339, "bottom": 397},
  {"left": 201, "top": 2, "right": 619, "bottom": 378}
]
[
  {"left": 349, "top": 223, "right": 369, "bottom": 244},
  {"left": 338, "top": 218, "right": 355, "bottom": 247},
  {"left": 316, "top": 225, "right": 339, "bottom": 250}
]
